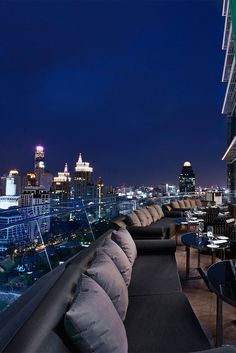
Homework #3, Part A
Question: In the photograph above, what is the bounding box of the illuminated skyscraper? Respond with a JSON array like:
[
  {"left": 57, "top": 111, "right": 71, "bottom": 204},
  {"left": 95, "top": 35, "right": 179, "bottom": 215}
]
[
  {"left": 34, "top": 145, "right": 45, "bottom": 186},
  {"left": 9, "top": 169, "right": 21, "bottom": 195},
  {"left": 32, "top": 145, "right": 53, "bottom": 191},
  {"left": 0, "top": 170, "right": 21, "bottom": 209},
  {"left": 52, "top": 163, "right": 71, "bottom": 203},
  {"left": 179, "top": 161, "right": 196, "bottom": 193},
  {"left": 74, "top": 153, "right": 94, "bottom": 200},
  {"left": 24, "top": 173, "right": 37, "bottom": 188},
  {"left": 221, "top": 0, "right": 236, "bottom": 194}
]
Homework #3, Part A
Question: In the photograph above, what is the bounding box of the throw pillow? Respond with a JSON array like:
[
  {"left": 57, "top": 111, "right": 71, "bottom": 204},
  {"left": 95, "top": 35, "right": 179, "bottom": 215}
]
[
  {"left": 184, "top": 199, "right": 191, "bottom": 208},
  {"left": 189, "top": 199, "right": 197, "bottom": 207},
  {"left": 153, "top": 204, "right": 164, "bottom": 218},
  {"left": 142, "top": 207, "right": 153, "bottom": 225},
  {"left": 101, "top": 237, "right": 132, "bottom": 286},
  {"left": 171, "top": 201, "right": 180, "bottom": 209},
  {"left": 126, "top": 212, "right": 141, "bottom": 226},
  {"left": 135, "top": 209, "right": 148, "bottom": 226},
  {"left": 147, "top": 205, "right": 160, "bottom": 222},
  {"left": 64, "top": 274, "right": 128, "bottom": 353},
  {"left": 112, "top": 228, "right": 137, "bottom": 266},
  {"left": 178, "top": 200, "right": 185, "bottom": 208},
  {"left": 195, "top": 199, "right": 202, "bottom": 207},
  {"left": 86, "top": 250, "right": 128, "bottom": 320}
]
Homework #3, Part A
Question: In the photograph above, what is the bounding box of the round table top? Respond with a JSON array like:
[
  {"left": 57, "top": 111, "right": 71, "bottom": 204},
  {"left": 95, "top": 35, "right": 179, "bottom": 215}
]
[
  {"left": 207, "top": 260, "right": 236, "bottom": 307},
  {"left": 181, "top": 232, "right": 230, "bottom": 251},
  {"left": 175, "top": 217, "right": 205, "bottom": 226}
]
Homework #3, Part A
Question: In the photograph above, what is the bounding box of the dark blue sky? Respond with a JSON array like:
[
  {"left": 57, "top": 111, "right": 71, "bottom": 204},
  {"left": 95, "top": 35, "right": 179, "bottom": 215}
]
[{"left": 0, "top": 0, "right": 227, "bottom": 187}]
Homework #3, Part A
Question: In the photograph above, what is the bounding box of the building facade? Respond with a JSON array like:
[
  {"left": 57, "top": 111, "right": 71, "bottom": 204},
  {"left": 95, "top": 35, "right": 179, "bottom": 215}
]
[
  {"left": 52, "top": 163, "right": 71, "bottom": 203},
  {"left": 0, "top": 211, "right": 28, "bottom": 253},
  {"left": 221, "top": 0, "right": 236, "bottom": 195},
  {"left": 0, "top": 170, "right": 20, "bottom": 209},
  {"left": 74, "top": 153, "right": 95, "bottom": 200},
  {"left": 179, "top": 161, "right": 196, "bottom": 193},
  {"left": 34, "top": 145, "right": 45, "bottom": 186},
  {"left": 20, "top": 188, "right": 50, "bottom": 241}
]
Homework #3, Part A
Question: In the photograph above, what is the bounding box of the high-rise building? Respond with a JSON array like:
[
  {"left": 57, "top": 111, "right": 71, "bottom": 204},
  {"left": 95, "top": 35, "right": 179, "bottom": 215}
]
[
  {"left": 74, "top": 153, "right": 94, "bottom": 200},
  {"left": 25, "top": 145, "right": 53, "bottom": 191},
  {"left": 34, "top": 145, "right": 45, "bottom": 186},
  {"left": 8, "top": 170, "right": 21, "bottom": 195},
  {"left": 179, "top": 161, "right": 196, "bottom": 193},
  {"left": 97, "top": 176, "right": 104, "bottom": 198},
  {"left": 0, "top": 210, "right": 28, "bottom": 253},
  {"left": 52, "top": 163, "right": 71, "bottom": 203},
  {"left": 0, "top": 170, "right": 21, "bottom": 209},
  {"left": 24, "top": 173, "right": 37, "bottom": 188},
  {"left": 221, "top": 0, "right": 236, "bottom": 195},
  {"left": 20, "top": 188, "right": 50, "bottom": 241}
]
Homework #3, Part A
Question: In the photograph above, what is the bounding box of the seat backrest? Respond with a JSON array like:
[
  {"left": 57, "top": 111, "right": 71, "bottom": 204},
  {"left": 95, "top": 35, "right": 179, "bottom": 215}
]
[
  {"left": 1, "top": 231, "right": 112, "bottom": 353},
  {"left": 110, "top": 216, "right": 127, "bottom": 230}
]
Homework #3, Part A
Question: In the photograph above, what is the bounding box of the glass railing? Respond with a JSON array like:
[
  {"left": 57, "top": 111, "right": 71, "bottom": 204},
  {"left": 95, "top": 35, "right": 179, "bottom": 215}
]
[
  {"left": 0, "top": 197, "right": 119, "bottom": 312},
  {"left": 0, "top": 191, "right": 230, "bottom": 312}
]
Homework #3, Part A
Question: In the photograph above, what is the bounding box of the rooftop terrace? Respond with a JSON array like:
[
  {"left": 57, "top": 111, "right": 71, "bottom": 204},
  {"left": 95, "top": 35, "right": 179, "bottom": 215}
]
[{"left": 0, "top": 193, "right": 236, "bottom": 352}]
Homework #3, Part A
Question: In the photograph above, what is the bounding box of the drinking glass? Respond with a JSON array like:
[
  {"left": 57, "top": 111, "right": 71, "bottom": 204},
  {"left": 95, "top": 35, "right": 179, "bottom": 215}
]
[
  {"left": 198, "top": 221, "right": 204, "bottom": 236},
  {"left": 186, "top": 211, "right": 191, "bottom": 221},
  {"left": 207, "top": 225, "right": 214, "bottom": 242}
]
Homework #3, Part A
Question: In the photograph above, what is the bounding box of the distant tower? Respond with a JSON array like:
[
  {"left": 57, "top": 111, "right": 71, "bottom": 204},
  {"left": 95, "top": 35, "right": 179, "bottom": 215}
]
[
  {"left": 97, "top": 176, "right": 104, "bottom": 199},
  {"left": 34, "top": 145, "right": 45, "bottom": 186},
  {"left": 24, "top": 173, "right": 37, "bottom": 188},
  {"left": 179, "top": 161, "right": 196, "bottom": 193},
  {"left": 9, "top": 169, "right": 21, "bottom": 195},
  {"left": 97, "top": 176, "right": 104, "bottom": 219},
  {"left": 0, "top": 170, "right": 21, "bottom": 209},
  {"left": 52, "top": 163, "right": 71, "bottom": 203},
  {"left": 74, "top": 153, "right": 94, "bottom": 200}
]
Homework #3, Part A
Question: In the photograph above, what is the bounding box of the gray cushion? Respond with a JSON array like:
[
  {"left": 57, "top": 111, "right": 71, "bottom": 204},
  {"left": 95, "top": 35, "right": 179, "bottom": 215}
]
[
  {"left": 112, "top": 228, "right": 137, "bottom": 265},
  {"left": 125, "top": 292, "right": 211, "bottom": 353},
  {"left": 195, "top": 199, "right": 202, "bottom": 207},
  {"left": 164, "top": 204, "right": 172, "bottom": 211},
  {"left": 171, "top": 200, "right": 180, "bottom": 209},
  {"left": 134, "top": 209, "right": 148, "bottom": 226},
  {"left": 178, "top": 200, "right": 185, "bottom": 208},
  {"left": 87, "top": 250, "right": 128, "bottom": 320},
  {"left": 126, "top": 212, "right": 141, "bottom": 226},
  {"left": 184, "top": 199, "right": 191, "bottom": 208},
  {"left": 142, "top": 207, "right": 153, "bottom": 225},
  {"left": 147, "top": 205, "right": 160, "bottom": 222},
  {"left": 128, "top": 254, "right": 181, "bottom": 296},
  {"left": 64, "top": 274, "right": 128, "bottom": 353},
  {"left": 189, "top": 199, "right": 197, "bottom": 207},
  {"left": 153, "top": 204, "right": 164, "bottom": 218},
  {"left": 101, "top": 237, "right": 132, "bottom": 286}
]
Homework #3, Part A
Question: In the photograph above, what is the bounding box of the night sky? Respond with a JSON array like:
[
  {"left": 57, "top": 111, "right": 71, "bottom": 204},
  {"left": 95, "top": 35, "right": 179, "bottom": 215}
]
[{"left": 0, "top": 0, "right": 227, "bottom": 187}]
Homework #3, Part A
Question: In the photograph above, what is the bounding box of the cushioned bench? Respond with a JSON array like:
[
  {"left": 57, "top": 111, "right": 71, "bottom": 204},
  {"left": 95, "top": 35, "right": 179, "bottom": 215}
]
[
  {"left": 162, "top": 198, "right": 204, "bottom": 217},
  {"left": 0, "top": 229, "right": 236, "bottom": 353},
  {"left": 111, "top": 204, "right": 176, "bottom": 239}
]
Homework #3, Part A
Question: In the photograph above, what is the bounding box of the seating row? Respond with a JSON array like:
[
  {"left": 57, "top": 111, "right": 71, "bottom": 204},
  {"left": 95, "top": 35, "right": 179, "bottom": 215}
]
[
  {"left": 110, "top": 204, "right": 176, "bottom": 239},
  {"left": 162, "top": 198, "right": 205, "bottom": 217},
  {"left": 0, "top": 228, "right": 235, "bottom": 353}
]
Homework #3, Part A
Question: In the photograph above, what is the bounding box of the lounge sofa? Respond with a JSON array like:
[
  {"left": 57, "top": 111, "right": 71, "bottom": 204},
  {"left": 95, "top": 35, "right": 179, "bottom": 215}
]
[
  {"left": 1, "top": 228, "right": 236, "bottom": 353},
  {"left": 111, "top": 204, "right": 176, "bottom": 239},
  {"left": 162, "top": 198, "right": 206, "bottom": 217}
]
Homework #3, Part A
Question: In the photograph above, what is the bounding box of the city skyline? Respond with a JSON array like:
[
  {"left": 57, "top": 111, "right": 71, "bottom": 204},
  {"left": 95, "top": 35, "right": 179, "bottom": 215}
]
[
  {"left": 0, "top": 146, "right": 226, "bottom": 189},
  {"left": 0, "top": 0, "right": 226, "bottom": 186}
]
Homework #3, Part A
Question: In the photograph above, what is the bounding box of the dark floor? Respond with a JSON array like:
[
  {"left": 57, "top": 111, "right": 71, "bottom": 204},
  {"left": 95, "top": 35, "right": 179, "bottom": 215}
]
[{"left": 176, "top": 234, "right": 236, "bottom": 347}]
